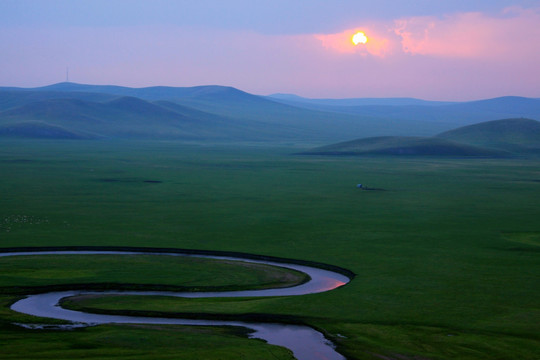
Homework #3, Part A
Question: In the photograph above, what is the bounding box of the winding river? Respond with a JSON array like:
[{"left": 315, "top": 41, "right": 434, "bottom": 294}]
[{"left": 3, "top": 249, "right": 351, "bottom": 360}]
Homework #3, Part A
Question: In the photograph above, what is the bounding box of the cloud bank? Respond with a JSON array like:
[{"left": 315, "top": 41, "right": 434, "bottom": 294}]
[
  {"left": 394, "top": 6, "right": 540, "bottom": 59},
  {"left": 315, "top": 7, "right": 540, "bottom": 61}
]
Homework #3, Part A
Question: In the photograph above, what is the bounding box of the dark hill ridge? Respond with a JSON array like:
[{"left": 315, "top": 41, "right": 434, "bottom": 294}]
[
  {"left": 301, "top": 118, "right": 540, "bottom": 157},
  {"left": 31, "top": 82, "right": 259, "bottom": 102}
]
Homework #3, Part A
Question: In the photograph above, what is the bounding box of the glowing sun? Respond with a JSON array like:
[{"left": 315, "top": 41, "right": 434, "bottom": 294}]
[{"left": 352, "top": 31, "right": 368, "bottom": 45}]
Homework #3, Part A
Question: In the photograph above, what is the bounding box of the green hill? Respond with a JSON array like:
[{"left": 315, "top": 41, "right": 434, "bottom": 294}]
[
  {"left": 301, "top": 136, "right": 506, "bottom": 157},
  {"left": 437, "top": 118, "right": 540, "bottom": 153},
  {"left": 302, "top": 118, "right": 540, "bottom": 157}
]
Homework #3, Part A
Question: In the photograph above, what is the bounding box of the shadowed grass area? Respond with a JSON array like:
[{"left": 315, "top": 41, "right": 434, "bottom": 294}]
[
  {"left": 0, "top": 322, "right": 295, "bottom": 360},
  {"left": 0, "top": 140, "right": 539, "bottom": 359}
]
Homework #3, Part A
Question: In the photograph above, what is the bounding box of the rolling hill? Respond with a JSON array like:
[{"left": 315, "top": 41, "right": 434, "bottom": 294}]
[
  {"left": 0, "top": 97, "right": 268, "bottom": 140},
  {"left": 300, "top": 136, "right": 507, "bottom": 157},
  {"left": 267, "top": 93, "right": 456, "bottom": 107},
  {"left": 0, "top": 83, "right": 452, "bottom": 141},
  {"left": 301, "top": 118, "right": 540, "bottom": 157},
  {"left": 437, "top": 118, "right": 540, "bottom": 153},
  {"left": 271, "top": 95, "right": 540, "bottom": 128},
  {"left": 0, "top": 89, "right": 117, "bottom": 111},
  {"left": 0, "top": 121, "right": 93, "bottom": 139},
  {"left": 32, "top": 83, "right": 446, "bottom": 137},
  {"left": 1, "top": 83, "right": 539, "bottom": 142}
]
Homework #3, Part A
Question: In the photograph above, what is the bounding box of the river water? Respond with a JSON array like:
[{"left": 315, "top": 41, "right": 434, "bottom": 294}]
[{"left": 4, "top": 250, "right": 350, "bottom": 360}]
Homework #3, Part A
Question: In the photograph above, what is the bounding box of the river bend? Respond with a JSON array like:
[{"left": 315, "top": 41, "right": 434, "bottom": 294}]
[{"left": 3, "top": 250, "right": 351, "bottom": 360}]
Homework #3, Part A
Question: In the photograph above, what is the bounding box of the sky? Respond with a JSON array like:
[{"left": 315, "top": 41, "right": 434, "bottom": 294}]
[{"left": 1, "top": 0, "right": 539, "bottom": 100}]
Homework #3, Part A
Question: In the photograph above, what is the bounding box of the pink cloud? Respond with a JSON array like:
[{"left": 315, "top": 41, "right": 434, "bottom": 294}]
[
  {"left": 314, "top": 26, "right": 397, "bottom": 57},
  {"left": 313, "top": 7, "right": 540, "bottom": 63},
  {"left": 394, "top": 7, "right": 540, "bottom": 60}
]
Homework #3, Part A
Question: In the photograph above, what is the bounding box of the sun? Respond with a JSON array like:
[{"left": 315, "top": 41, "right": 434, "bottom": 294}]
[{"left": 352, "top": 31, "right": 368, "bottom": 45}]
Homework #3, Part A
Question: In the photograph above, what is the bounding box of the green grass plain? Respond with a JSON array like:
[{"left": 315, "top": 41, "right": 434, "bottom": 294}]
[
  {"left": 0, "top": 139, "right": 539, "bottom": 359},
  {"left": 0, "top": 254, "right": 307, "bottom": 292}
]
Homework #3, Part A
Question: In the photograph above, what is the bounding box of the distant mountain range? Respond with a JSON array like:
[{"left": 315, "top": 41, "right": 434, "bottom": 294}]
[
  {"left": 268, "top": 93, "right": 457, "bottom": 107},
  {"left": 300, "top": 118, "right": 540, "bottom": 157},
  {"left": 1, "top": 82, "right": 539, "bottom": 143}
]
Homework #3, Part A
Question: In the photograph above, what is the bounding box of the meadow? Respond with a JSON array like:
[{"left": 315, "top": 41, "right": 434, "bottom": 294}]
[{"left": 0, "top": 139, "right": 538, "bottom": 359}]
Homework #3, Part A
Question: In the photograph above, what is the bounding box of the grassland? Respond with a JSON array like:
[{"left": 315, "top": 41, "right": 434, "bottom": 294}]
[
  {"left": 0, "top": 254, "right": 308, "bottom": 293},
  {"left": 0, "top": 139, "right": 539, "bottom": 359},
  {"left": 0, "top": 322, "right": 295, "bottom": 360}
]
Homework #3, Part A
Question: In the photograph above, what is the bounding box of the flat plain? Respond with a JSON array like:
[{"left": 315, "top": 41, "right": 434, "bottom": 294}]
[{"left": 0, "top": 139, "right": 538, "bottom": 359}]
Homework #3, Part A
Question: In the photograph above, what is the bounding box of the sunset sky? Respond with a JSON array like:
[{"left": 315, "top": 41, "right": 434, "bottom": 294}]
[{"left": 1, "top": 0, "right": 539, "bottom": 100}]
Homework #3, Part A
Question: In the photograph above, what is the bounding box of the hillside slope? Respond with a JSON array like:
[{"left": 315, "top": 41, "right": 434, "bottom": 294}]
[
  {"left": 0, "top": 83, "right": 453, "bottom": 140},
  {"left": 2, "top": 83, "right": 539, "bottom": 142},
  {"left": 0, "top": 97, "right": 269, "bottom": 140},
  {"left": 301, "top": 118, "right": 540, "bottom": 157},
  {"left": 301, "top": 136, "right": 506, "bottom": 157},
  {"left": 0, "top": 121, "right": 94, "bottom": 139},
  {"left": 31, "top": 83, "right": 439, "bottom": 137},
  {"left": 437, "top": 118, "right": 540, "bottom": 153},
  {"left": 276, "top": 95, "right": 540, "bottom": 128},
  {"left": 0, "top": 89, "right": 117, "bottom": 111}
]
